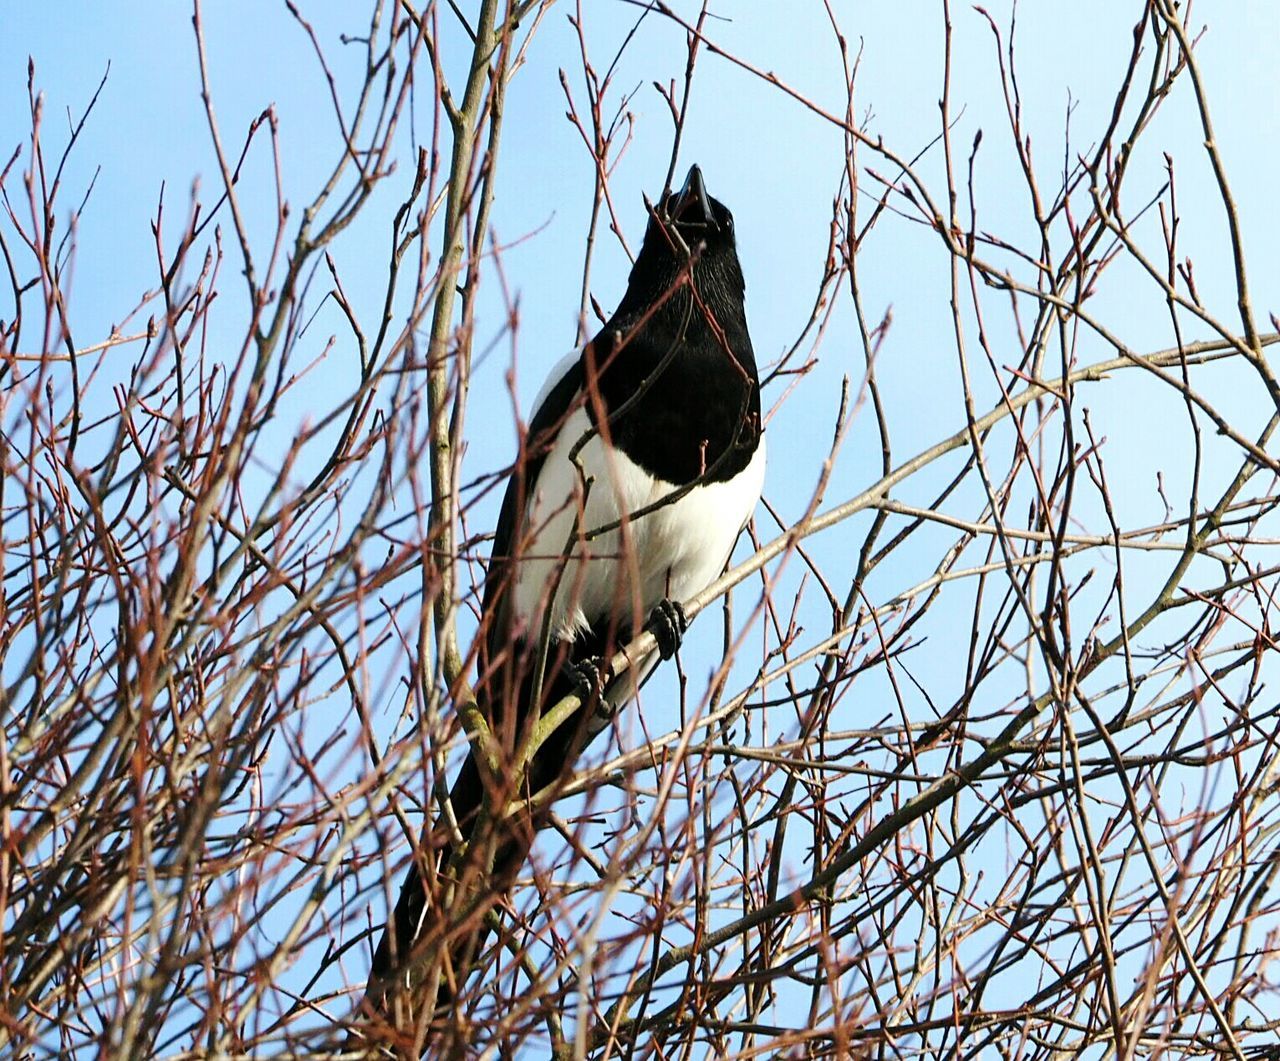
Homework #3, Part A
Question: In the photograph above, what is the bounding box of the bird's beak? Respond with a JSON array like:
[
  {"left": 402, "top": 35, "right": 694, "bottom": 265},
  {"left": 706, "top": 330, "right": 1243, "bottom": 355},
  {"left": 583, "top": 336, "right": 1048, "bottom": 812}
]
[{"left": 671, "top": 164, "right": 715, "bottom": 227}]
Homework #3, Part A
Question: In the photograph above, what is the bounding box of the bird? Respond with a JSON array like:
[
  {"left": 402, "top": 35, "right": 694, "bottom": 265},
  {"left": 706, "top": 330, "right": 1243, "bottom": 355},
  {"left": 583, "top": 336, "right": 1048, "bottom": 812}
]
[{"left": 363, "top": 163, "right": 765, "bottom": 1020}]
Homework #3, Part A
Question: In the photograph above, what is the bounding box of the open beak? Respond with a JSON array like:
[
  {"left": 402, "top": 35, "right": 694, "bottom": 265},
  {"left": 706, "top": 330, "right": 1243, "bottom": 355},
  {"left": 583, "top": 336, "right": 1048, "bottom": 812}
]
[{"left": 670, "top": 164, "right": 714, "bottom": 226}]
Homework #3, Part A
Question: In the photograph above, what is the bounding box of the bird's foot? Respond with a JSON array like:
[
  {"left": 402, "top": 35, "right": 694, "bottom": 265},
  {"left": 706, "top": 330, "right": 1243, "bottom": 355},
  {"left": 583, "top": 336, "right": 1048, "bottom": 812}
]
[
  {"left": 567, "top": 655, "right": 611, "bottom": 706},
  {"left": 645, "top": 598, "right": 688, "bottom": 661}
]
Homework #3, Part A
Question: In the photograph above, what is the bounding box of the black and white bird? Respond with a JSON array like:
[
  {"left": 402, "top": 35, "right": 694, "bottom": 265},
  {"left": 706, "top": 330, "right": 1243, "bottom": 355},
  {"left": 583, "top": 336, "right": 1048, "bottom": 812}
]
[{"left": 365, "top": 164, "right": 764, "bottom": 1006}]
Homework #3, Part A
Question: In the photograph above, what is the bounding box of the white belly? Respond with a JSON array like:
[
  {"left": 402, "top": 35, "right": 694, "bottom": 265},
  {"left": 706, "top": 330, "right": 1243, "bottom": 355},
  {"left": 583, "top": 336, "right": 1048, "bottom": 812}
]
[{"left": 510, "top": 406, "right": 765, "bottom": 646}]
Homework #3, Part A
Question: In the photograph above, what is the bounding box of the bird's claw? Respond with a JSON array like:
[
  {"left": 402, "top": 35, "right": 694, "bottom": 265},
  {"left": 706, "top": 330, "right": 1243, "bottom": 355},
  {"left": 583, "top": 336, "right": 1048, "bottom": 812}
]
[
  {"left": 567, "top": 656, "right": 610, "bottom": 705},
  {"left": 646, "top": 598, "right": 688, "bottom": 661}
]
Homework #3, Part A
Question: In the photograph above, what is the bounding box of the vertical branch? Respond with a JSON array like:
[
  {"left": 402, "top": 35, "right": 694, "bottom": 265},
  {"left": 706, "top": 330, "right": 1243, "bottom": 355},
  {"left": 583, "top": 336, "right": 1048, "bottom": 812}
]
[{"left": 418, "top": 0, "right": 510, "bottom": 704}]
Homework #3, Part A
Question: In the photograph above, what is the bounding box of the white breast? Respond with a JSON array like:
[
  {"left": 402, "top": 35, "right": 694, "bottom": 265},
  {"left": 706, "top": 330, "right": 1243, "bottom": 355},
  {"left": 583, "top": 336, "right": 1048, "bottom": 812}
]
[{"left": 510, "top": 405, "right": 765, "bottom": 647}]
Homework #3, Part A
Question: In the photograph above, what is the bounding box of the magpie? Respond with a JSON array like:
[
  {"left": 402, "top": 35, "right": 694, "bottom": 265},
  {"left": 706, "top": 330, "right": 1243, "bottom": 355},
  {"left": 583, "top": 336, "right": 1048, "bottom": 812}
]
[{"left": 364, "top": 164, "right": 764, "bottom": 1012}]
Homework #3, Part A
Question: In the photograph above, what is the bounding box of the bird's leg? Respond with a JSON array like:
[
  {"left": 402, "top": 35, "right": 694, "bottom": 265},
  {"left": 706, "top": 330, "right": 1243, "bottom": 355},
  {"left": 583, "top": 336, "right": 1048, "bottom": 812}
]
[{"left": 645, "top": 598, "right": 688, "bottom": 661}]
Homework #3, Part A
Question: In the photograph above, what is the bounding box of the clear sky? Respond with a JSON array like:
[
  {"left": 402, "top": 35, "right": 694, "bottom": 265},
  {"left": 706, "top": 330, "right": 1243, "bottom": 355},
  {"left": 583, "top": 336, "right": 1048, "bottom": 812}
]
[
  {"left": 5, "top": 1, "right": 1280, "bottom": 1054},
  {"left": 6, "top": 1, "right": 1279, "bottom": 549}
]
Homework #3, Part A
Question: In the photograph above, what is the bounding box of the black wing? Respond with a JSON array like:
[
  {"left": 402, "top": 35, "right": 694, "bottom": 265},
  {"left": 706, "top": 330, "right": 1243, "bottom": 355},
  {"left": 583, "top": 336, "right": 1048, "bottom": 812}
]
[{"left": 480, "top": 353, "right": 585, "bottom": 638}]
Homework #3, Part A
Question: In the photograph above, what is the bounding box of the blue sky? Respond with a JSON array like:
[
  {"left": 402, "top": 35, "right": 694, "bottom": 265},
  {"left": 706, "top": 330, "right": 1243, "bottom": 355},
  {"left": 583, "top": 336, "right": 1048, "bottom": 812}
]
[
  {"left": 5, "top": 1, "right": 1280, "bottom": 1054},
  {"left": 7, "top": 1, "right": 1278, "bottom": 537}
]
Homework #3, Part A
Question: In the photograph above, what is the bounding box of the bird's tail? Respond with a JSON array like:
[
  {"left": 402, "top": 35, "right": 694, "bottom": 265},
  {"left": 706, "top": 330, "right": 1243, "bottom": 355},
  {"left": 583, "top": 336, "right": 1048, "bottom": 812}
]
[{"left": 359, "top": 653, "right": 598, "bottom": 1025}]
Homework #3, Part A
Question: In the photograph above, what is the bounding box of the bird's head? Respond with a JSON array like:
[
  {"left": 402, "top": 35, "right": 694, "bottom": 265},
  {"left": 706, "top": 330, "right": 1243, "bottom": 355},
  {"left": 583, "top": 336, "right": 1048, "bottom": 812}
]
[
  {"left": 654, "top": 164, "right": 737, "bottom": 257},
  {"left": 622, "top": 165, "right": 746, "bottom": 319}
]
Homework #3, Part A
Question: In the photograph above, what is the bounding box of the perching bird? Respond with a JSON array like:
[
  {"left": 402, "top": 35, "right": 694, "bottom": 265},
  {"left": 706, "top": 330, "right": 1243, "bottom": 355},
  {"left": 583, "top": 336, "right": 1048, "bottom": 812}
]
[{"left": 364, "top": 164, "right": 764, "bottom": 1014}]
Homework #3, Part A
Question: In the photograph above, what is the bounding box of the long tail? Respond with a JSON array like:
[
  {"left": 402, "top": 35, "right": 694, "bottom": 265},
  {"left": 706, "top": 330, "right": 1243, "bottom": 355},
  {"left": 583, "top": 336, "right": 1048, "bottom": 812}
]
[{"left": 360, "top": 658, "right": 596, "bottom": 1017}]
